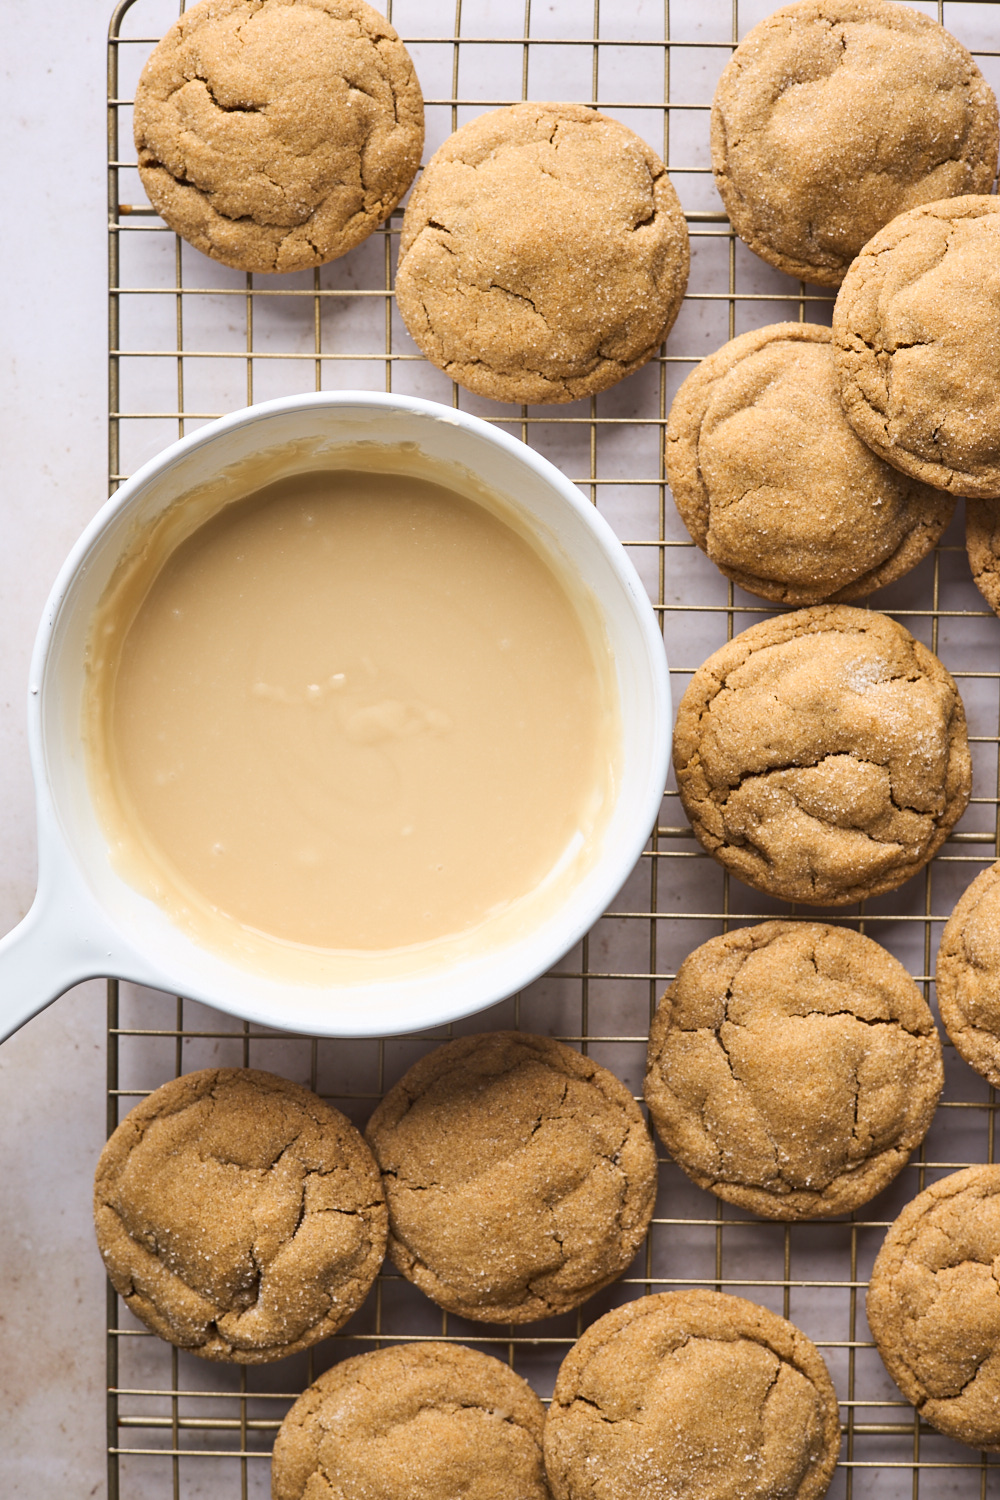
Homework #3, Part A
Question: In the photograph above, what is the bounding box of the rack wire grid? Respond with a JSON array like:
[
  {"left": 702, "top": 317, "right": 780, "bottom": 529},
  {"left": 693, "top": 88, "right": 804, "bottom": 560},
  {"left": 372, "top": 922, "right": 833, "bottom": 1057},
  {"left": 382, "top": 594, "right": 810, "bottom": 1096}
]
[{"left": 104, "top": 0, "right": 1000, "bottom": 1495}]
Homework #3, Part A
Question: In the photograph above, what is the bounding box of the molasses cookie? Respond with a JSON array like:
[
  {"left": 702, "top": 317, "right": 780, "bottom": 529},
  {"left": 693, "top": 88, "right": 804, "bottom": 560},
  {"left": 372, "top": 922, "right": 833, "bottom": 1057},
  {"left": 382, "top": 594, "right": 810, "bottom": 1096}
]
[
  {"left": 834, "top": 197, "right": 1000, "bottom": 499},
  {"left": 711, "top": 0, "right": 998, "bottom": 287},
  {"left": 665, "top": 323, "right": 954, "bottom": 603},
  {"left": 364, "top": 1031, "right": 657, "bottom": 1323},
  {"left": 272, "top": 1342, "right": 551, "bottom": 1500},
  {"left": 645, "top": 922, "right": 943, "bottom": 1219},
  {"left": 936, "top": 862, "right": 1000, "bottom": 1088},
  {"left": 966, "top": 498, "right": 1000, "bottom": 615},
  {"left": 395, "top": 103, "right": 690, "bottom": 404},
  {"left": 94, "top": 1068, "right": 386, "bottom": 1363},
  {"left": 544, "top": 1291, "right": 841, "bottom": 1500},
  {"left": 134, "top": 0, "right": 424, "bottom": 273},
  {"left": 867, "top": 1165, "right": 1000, "bottom": 1450},
  {"left": 673, "top": 606, "right": 971, "bottom": 906}
]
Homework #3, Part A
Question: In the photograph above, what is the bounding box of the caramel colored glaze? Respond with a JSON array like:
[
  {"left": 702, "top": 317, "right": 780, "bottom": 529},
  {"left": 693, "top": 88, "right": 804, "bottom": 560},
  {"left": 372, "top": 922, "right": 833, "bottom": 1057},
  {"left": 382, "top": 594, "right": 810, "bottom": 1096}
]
[{"left": 86, "top": 467, "right": 618, "bottom": 972}]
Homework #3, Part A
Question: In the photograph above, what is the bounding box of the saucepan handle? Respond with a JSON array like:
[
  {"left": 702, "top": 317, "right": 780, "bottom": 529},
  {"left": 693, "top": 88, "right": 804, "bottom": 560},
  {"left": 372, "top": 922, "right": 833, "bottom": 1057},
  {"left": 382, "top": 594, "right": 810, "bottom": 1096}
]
[{"left": 0, "top": 895, "right": 103, "bottom": 1044}]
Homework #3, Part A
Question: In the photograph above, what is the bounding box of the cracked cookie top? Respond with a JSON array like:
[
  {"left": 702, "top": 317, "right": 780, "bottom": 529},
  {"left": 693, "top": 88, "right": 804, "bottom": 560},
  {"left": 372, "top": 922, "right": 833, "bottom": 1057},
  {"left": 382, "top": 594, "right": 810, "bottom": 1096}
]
[
  {"left": 673, "top": 605, "right": 971, "bottom": 906},
  {"left": 93, "top": 1067, "right": 386, "bottom": 1363},
  {"left": 272, "top": 1342, "right": 551, "bottom": 1500},
  {"left": 711, "top": 0, "right": 998, "bottom": 287},
  {"left": 868, "top": 1165, "right": 1000, "bottom": 1449},
  {"left": 966, "top": 499, "right": 1000, "bottom": 617},
  {"left": 133, "top": 0, "right": 424, "bottom": 273},
  {"left": 364, "top": 1032, "right": 657, "bottom": 1323},
  {"left": 645, "top": 922, "right": 943, "bottom": 1220},
  {"left": 936, "top": 863, "right": 1000, "bottom": 1089},
  {"left": 544, "top": 1290, "right": 841, "bottom": 1500},
  {"left": 665, "top": 323, "right": 954, "bottom": 604},
  {"left": 394, "top": 103, "right": 690, "bottom": 404},
  {"left": 834, "top": 197, "right": 1000, "bottom": 499}
]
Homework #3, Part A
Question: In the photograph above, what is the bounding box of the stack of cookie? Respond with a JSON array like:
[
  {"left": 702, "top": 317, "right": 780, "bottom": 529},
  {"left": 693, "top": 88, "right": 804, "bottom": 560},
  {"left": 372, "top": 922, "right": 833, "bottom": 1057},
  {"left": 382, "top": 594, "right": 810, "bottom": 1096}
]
[
  {"left": 666, "top": 4, "right": 1000, "bottom": 922},
  {"left": 133, "top": 0, "right": 692, "bottom": 405},
  {"left": 270, "top": 1291, "right": 843, "bottom": 1500},
  {"left": 671, "top": 0, "right": 1000, "bottom": 614},
  {"left": 95, "top": 1050, "right": 849, "bottom": 1498},
  {"left": 662, "top": 0, "right": 1000, "bottom": 1465},
  {"left": 669, "top": 197, "right": 1000, "bottom": 612}
]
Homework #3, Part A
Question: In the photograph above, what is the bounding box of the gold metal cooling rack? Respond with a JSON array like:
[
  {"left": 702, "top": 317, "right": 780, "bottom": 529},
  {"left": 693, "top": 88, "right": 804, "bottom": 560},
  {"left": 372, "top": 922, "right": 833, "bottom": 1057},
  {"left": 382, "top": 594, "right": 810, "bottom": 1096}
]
[{"left": 106, "top": 1, "right": 1000, "bottom": 1495}]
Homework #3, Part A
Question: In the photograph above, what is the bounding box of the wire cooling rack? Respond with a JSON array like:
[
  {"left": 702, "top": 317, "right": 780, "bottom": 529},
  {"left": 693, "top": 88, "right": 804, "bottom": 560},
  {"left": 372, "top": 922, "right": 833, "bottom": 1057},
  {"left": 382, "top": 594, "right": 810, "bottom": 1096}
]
[{"left": 105, "top": 1, "right": 1000, "bottom": 1495}]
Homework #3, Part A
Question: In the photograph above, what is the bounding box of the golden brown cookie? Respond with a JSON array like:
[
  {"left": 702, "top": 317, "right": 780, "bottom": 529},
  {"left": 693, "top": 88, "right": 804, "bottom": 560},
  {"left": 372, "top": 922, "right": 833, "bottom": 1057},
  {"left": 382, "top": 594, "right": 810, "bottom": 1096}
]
[
  {"left": 645, "top": 922, "right": 943, "bottom": 1219},
  {"left": 94, "top": 1067, "right": 386, "bottom": 1363},
  {"left": 271, "top": 1342, "right": 551, "bottom": 1500},
  {"left": 665, "top": 323, "right": 954, "bottom": 603},
  {"left": 395, "top": 103, "right": 690, "bottom": 404},
  {"left": 834, "top": 197, "right": 1000, "bottom": 499},
  {"left": 364, "top": 1031, "right": 657, "bottom": 1323},
  {"left": 966, "top": 498, "right": 1000, "bottom": 614},
  {"left": 867, "top": 1165, "right": 1000, "bottom": 1450},
  {"left": 133, "top": 0, "right": 424, "bottom": 274},
  {"left": 544, "top": 1291, "right": 841, "bottom": 1500},
  {"left": 711, "top": 0, "right": 998, "bottom": 287},
  {"left": 936, "top": 863, "right": 1000, "bottom": 1088},
  {"left": 673, "top": 605, "right": 971, "bottom": 906}
]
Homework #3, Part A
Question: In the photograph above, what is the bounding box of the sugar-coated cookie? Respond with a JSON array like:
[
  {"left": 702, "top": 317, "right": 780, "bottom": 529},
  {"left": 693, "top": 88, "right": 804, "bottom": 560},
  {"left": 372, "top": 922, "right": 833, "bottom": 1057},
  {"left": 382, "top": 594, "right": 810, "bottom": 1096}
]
[
  {"left": 967, "top": 498, "right": 1000, "bottom": 615},
  {"left": 665, "top": 323, "right": 954, "bottom": 603},
  {"left": 645, "top": 922, "right": 942, "bottom": 1218},
  {"left": 834, "top": 197, "right": 1000, "bottom": 499},
  {"left": 395, "top": 103, "right": 689, "bottom": 404},
  {"left": 868, "top": 1165, "right": 1000, "bottom": 1450},
  {"left": 134, "top": 0, "right": 424, "bottom": 273},
  {"left": 673, "top": 606, "right": 971, "bottom": 905},
  {"left": 365, "top": 1031, "right": 657, "bottom": 1322},
  {"left": 272, "top": 1342, "right": 551, "bottom": 1500},
  {"left": 712, "top": 0, "right": 998, "bottom": 286},
  {"left": 94, "top": 1067, "right": 386, "bottom": 1362},
  {"left": 937, "top": 862, "right": 1000, "bottom": 1088},
  {"left": 544, "top": 1291, "right": 841, "bottom": 1500}
]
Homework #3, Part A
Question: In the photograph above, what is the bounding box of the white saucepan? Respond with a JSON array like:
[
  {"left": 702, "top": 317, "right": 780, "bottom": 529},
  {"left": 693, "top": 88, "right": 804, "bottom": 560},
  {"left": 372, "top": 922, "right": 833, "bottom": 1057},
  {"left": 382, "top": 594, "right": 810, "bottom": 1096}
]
[{"left": 0, "top": 393, "right": 670, "bottom": 1043}]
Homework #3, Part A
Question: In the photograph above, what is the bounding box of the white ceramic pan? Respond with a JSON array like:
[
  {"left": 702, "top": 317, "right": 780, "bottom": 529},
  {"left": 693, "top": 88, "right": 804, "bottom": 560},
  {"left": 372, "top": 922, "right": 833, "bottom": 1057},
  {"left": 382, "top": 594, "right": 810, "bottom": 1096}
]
[{"left": 0, "top": 393, "right": 670, "bottom": 1043}]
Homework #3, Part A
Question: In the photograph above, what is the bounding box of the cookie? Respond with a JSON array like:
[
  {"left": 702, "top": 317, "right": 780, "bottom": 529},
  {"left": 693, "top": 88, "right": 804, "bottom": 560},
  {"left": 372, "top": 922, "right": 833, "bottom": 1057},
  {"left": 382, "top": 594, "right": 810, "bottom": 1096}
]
[
  {"left": 834, "top": 197, "right": 1000, "bottom": 499},
  {"left": 364, "top": 1031, "right": 657, "bottom": 1323},
  {"left": 544, "top": 1290, "right": 841, "bottom": 1500},
  {"left": 867, "top": 1165, "right": 1000, "bottom": 1450},
  {"left": 665, "top": 323, "right": 954, "bottom": 603},
  {"left": 133, "top": 0, "right": 424, "bottom": 274},
  {"left": 711, "top": 0, "right": 998, "bottom": 287},
  {"left": 271, "top": 1342, "right": 551, "bottom": 1500},
  {"left": 93, "top": 1068, "right": 386, "bottom": 1363},
  {"left": 394, "top": 103, "right": 690, "bottom": 404},
  {"left": 966, "top": 498, "right": 1000, "bottom": 615},
  {"left": 936, "top": 863, "right": 1000, "bottom": 1088},
  {"left": 673, "top": 605, "right": 971, "bottom": 906},
  {"left": 645, "top": 922, "right": 943, "bottom": 1219}
]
